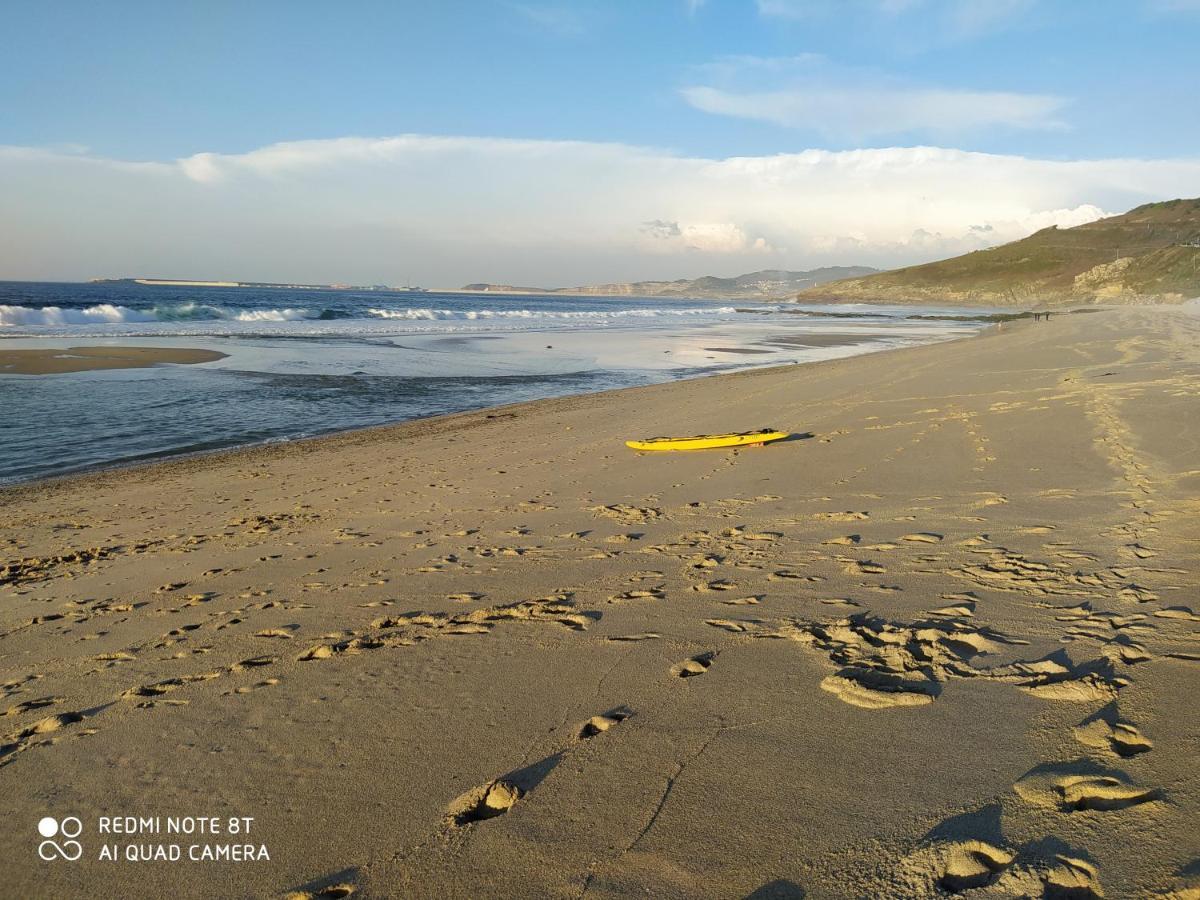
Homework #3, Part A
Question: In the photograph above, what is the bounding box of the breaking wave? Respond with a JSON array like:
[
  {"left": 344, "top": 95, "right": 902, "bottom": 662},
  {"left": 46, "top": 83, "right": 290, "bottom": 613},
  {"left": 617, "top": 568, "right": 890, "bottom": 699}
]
[
  {"left": 0, "top": 302, "right": 318, "bottom": 327},
  {"left": 0, "top": 302, "right": 736, "bottom": 331},
  {"left": 0, "top": 303, "right": 159, "bottom": 326}
]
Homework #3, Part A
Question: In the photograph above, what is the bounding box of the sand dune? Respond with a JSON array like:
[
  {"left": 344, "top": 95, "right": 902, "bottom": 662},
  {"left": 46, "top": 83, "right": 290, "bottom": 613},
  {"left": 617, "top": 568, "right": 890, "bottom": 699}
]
[{"left": 1, "top": 307, "right": 1198, "bottom": 897}]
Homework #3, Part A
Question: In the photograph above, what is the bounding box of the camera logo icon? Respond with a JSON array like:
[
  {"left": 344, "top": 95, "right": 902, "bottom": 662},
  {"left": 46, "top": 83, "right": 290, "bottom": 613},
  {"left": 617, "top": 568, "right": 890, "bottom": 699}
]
[{"left": 37, "top": 817, "right": 83, "bottom": 861}]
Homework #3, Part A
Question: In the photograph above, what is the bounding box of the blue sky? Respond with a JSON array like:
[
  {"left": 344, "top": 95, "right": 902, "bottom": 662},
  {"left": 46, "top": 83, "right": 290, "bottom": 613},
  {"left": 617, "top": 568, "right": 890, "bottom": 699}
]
[
  {"left": 5, "top": 0, "right": 1199, "bottom": 160},
  {"left": 3, "top": 1, "right": 1200, "bottom": 285}
]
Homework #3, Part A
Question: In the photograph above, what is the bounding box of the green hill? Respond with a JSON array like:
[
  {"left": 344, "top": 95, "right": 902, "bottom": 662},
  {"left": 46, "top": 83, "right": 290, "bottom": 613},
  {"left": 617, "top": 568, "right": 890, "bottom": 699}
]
[{"left": 796, "top": 198, "right": 1200, "bottom": 307}]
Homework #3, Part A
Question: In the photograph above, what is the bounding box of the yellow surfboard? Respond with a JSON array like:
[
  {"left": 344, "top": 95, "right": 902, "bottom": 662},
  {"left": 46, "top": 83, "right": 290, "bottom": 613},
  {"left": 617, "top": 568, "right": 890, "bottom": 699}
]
[{"left": 625, "top": 429, "right": 790, "bottom": 452}]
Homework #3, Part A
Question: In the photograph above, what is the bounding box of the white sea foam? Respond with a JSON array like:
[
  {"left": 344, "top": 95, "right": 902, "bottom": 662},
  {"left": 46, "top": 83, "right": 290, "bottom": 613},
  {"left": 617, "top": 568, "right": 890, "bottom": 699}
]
[
  {"left": 0, "top": 303, "right": 158, "bottom": 326},
  {"left": 232, "top": 308, "right": 311, "bottom": 322},
  {"left": 0, "top": 300, "right": 984, "bottom": 345},
  {"left": 0, "top": 302, "right": 738, "bottom": 334},
  {"left": 0, "top": 302, "right": 322, "bottom": 327}
]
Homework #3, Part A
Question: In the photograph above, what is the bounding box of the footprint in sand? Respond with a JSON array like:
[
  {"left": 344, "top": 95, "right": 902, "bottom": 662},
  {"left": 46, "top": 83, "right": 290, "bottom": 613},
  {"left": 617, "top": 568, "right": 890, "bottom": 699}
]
[
  {"left": 670, "top": 652, "right": 715, "bottom": 678},
  {"left": 1043, "top": 855, "right": 1104, "bottom": 899},
  {"left": 628, "top": 570, "right": 665, "bottom": 581},
  {"left": 445, "top": 623, "right": 491, "bottom": 635},
  {"left": 1073, "top": 707, "right": 1153, "bottom": 758},
  {"left": 691, "top": 580, "right": 737, "bottom": 592},
  {"left": 769, "top": 570, "right": 811, "bottom": 582},
  {"left": 122, "top": 672, "right": 220, "bottom": 700},
  {"left": 606, "top": 633, "right": 660, "bottom": 642},
  {"left": 231, "top": 655, "right": 276, "bottom": 672},
  {"left": 446, "top": 781, "right": 523, "bottom": 826},
  {"left": 901, "top": 532, "right": 943, "bottom": 543},
  {"left": 1014, "top": 763, "right": 1162, "bottom": 812},
  {"left": 298, "top": 643, "right": 336, "bottom": 661},
  {"left": 609, "top": 588, "right": 665, "bottom": 603},
  {"left": 15, "top": 711, "right": 84, "bottom": 737},
  {"left": 1, "top": 697, "right": 63, "bottom": 717},
  {"left": 936, "top": 840, "right": 1015, "bottom": 892},
  {"left": 254, "top": 628, "right": 295, "bottom": 639},
  {"left": 722, "top": 596, "right": 761, "bottom": 606},
  {"left": 706, "top": 619, "right": 758, "bottom": 633},
  {"left": 606, "top": 533, "right": 642, "bottom": 544},
  {"left": 822, "top": 535, "right": 861, "bottom": 546},
  {"left": 579, "top": 706, "right": 634, "bottom": 738},
  {"left": 225, "top": 678, "right": 281, "bottom": 696},
  {"left": 820, "top": 669, "right": 939, "bottom": 709},
  {"left": 286, "top": 887, "right": 356, "bottom": 899},
  {"left": 911, "top": 806, "right": 1107, "bottom": 896}
]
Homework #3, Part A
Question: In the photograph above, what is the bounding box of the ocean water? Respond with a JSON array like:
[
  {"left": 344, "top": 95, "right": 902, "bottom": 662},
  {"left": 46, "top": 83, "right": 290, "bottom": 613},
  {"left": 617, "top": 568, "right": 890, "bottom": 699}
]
[{"left": 0, "top": 281, "right": 998, "bottom": 484}]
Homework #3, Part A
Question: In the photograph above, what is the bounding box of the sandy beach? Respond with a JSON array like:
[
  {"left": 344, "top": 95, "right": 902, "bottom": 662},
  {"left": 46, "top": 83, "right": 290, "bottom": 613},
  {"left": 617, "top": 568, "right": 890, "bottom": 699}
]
[
  {"left": 0, "top": 346, "right": 227, "bottom": 375},
  {"left": 2, "top": 306, "right": 1197, "bottom": 897}
]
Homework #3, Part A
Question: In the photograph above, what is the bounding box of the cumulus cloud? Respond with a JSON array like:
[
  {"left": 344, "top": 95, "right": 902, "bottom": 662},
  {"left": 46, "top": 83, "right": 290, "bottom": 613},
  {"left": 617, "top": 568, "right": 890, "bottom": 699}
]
[
  {"left": 640, "top": 220, "right": 773, "bottom": 254},
  {"left": 1, "top": 136, "right": 1198, "bottom": 286}
]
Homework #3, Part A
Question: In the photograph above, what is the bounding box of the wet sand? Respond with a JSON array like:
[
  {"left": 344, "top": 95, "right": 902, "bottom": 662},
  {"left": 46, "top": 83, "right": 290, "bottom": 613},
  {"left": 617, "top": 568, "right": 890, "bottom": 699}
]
[
  {"left": 759, "top": 332, "right": 900, "bottom": 348},
  {"left": 0, "top": 346, "right": 227, "bottom": 375},
  {"left": 1, "top": 307, "right": 1197, "bottom": 898}
]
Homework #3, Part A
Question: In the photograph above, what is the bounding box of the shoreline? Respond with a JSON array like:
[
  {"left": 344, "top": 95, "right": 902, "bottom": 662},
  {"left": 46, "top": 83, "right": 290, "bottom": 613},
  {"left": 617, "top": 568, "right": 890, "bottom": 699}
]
[{"left": 0, "top": 324, "right": 984, "bottom": 496}]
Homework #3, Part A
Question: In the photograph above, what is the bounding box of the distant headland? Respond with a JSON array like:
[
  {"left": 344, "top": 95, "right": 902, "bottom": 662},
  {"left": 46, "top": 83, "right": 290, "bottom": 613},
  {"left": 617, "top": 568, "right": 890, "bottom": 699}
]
[
  {"left": 459, "top": 267, "right": 879, "bottom": 300},
  {"left": 87, "top": 269, "right": 879, "bottom": 301},
  {"left": 88, "top": 277, "right": 427, "bottom": 292}
]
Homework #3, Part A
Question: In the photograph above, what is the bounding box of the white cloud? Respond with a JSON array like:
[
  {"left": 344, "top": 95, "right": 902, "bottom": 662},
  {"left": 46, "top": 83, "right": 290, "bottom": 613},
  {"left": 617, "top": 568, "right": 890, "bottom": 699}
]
[
  {"left": 640, "top": 220, "right": 774, "bottom": 254},
  {"left": 178, "top": 152, "right": 223, "bottom": 183},
  {"left": 681, "top": 54, "right": 1067, "bottom": 139},
  {"left": 1, "top": 136, "right": 1198, "bottom": 286},
  {"left": 681, "top": 85, "right": 1066, "bottom": 138}
]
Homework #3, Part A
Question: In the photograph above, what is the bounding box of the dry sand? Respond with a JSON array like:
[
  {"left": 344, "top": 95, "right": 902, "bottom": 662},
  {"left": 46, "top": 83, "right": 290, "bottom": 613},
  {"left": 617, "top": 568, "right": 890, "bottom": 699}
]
[
  {"left": 0, "top": 346, "right": 227, "bottom": 375},
  {"left": 1, "top": 307, "right": 1197, "bottom": 898}
]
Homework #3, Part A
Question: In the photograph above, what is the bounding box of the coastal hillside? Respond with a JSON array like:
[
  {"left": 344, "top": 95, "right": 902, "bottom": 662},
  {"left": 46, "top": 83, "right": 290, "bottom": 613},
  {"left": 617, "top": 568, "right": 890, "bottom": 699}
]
[
  {"left": 796, "top": 198, "right": 1200, "bottom": 307},
  {"left": 462, "top": 266, "right": 878, "bottom": 299}
]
